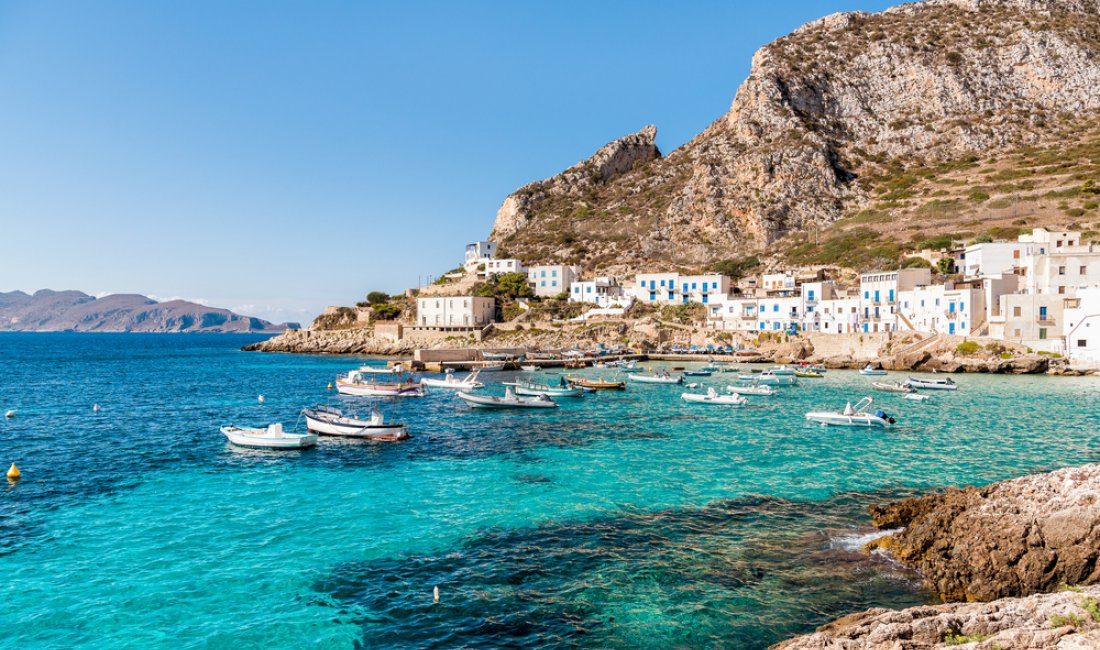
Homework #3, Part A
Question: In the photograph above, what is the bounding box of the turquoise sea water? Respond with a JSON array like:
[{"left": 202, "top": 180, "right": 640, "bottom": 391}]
[{"left": 1, "top": 333, "right": 1099, "bottom": 649}]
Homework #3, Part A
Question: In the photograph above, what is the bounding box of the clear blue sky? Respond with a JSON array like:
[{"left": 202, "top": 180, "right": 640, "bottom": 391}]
[{"left": 0, "top": 0, "right": 894, "bottom": 323}]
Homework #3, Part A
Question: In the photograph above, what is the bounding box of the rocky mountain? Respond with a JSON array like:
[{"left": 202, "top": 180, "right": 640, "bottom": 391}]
[
  {"left": 0, "top": 290, "right": 298, "bottom": 333},
  {"left": 491, "top": 0, "right": 1100, "bottom": 275}
]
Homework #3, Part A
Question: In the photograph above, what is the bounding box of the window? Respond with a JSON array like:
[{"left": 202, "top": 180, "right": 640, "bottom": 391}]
[
  {"left": 863, "top": 291, "right": 869, "bottom": 299},
  {"left": 1013, "top": 250, "right": 1020, "bottom": 259},
  {"left": 874, "top": 290, "right": 880, "bottom": 302},
  {"left": 552, "top": 270, "right": 557, "bottom": 277},
  {"left": 1059, "top": 266, "right": 1066, "bottom": 275},
  {"left": 551, "top": 281, "right": 557, "bottom": 287},
  {"left": 659, "top": 280, "right": 665, "bottom": 287},
  {"left": 712, "top": 282, "right": 718, "bottom": 289},
  {"left": 808, "top": 290, "right": 815, "bottom": 301},
  {"left": 649, "top": 292, "right": 656, "bottom": 301},
  {"left": 1039, "top": 328, "right": 1048, "bottom": 339},
  {"left": 1081, "top": 266, "right": 1087, "bottom": 275},
  {"left": 1039, "top": 306, "right": 1048, "bottom": 320},
  {"left": 773, "top": 304, "right": 779, "bottom": 312},
  {"left": 540, "top": 281, "right": 546, "bottom": 287},
  {"left": 1013, "top": 306, "right": 1021, "bottom": 317},
  {"left": 1058, "top": 286, "right": 1066, "bottom": 295},
  {"left": 1079, "top": 339, "right": 1088, "bottom": 348},
  {"left": 540, "top": 270, "right": 546, "bottom": 278},
  {"left": 888, "top": 289, "right": 894, "bottom": 302}
]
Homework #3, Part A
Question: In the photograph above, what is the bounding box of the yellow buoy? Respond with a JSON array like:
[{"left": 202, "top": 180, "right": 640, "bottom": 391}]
[
  {"left": 327, "top": 383, "right": 333, "bottom": 391},
  {"left": 7, "top": 463, "right": 20, "bottom": 480}
]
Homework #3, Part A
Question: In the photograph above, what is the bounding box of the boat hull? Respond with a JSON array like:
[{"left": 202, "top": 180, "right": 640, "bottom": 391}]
[
  {"left": 859, "top": 369, "right": 888, "bottom": 376},
  {"left": 336, "top": 381, "right": 426, "bottom": 397},
  {"left": 907, "top": 378, "right": 958, "bottom": 390},
  {"left": 303, "top": 415, "right": 408, "bottom": 440},
  {"left": 221, "top": 427, "right": 317, "bottom": 449},
  {"left": 457, "top": 393, "right": 558, "bottom": 409},
  {"left": 420, "top": 378, "right": 482, "bottom": 390},
  {"left": 805, "top": 412, "right": 889, "bottom": 427},
  {"left": 629, "top": 375, "right": 683, "bottom": 384},
  {"left": 726, "top": 385, "right": 776, "bottom": 396},
  {"left": 681, "top": 393, "right": 746, "bottom": 406}
]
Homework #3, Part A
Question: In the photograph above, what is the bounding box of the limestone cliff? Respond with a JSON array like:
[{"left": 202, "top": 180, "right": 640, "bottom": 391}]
[{"left": 491, "top": 0, "right": 1100, "bottom": 274}]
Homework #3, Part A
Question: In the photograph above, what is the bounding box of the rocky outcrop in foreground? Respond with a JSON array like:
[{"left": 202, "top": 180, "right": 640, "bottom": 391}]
[
  {"left": 867, "top": 464, "right": 1100, "bottom": 603},
  {"left": 778, "top": 464, "right": 1100, "bottom": 648},
  {"left": 774, "top": 586, "right": 1100, "bottom": 649}
]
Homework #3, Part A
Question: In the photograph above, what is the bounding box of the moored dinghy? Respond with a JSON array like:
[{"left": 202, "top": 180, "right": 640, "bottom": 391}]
[
  {"left": 457, "top": 388, "right": 559, "bottom": 409},
  {"left": 681, "top": 387, "right": 747, "bottom": 406},
  {"left": 629, "top": 371, "right": 684, "bottom": 385},
  {"left": 908, "top": 376, "right": 958, "bottom": 391},
  {"left": 738, "top": 370, "right": 797, "bottom": 386},
  {"left": 221, "top": 423, "right": 317, "bottom": 449},
  {"left": 301, "top": 406, "right": 409, "bottom": 440},
  {"left": 726, "top": 384, "right": 776, "bottom": 396},
  {"left": 421, "top": 369, "right": 483, "bottom": 391},
  {"left": 502, "top": 380, "right": 583, "bottom": 398},
  {"left": 805, "top": 397, "right": 894, "bottom": 428},
  {"left": 859, "top": 364, "right": 888, "bottom": 376}
]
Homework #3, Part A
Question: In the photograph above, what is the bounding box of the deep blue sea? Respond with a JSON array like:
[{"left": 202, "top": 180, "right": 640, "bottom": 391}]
[{"left": 2, "top": 333, "right": 1099, "bottom": 649}]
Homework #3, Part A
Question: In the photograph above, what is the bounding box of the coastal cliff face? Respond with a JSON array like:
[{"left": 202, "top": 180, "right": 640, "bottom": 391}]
[
  {"left": 491, "top": 0, "right": 1100, "bottom": 273},
  {"left": 0, "top": 290, "right": 296, "bottom": 333}
]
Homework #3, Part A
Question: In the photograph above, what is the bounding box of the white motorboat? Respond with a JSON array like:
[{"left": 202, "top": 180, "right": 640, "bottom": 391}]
[
  {"left": 502, "top": 380, "right": 583, "bottom": 397},
  {"left": 520, "top": 365, "right": 540, "bottom": 371},
  {"left": 770, "top": 365, "right": 796, "bottom": 375},
  {"left": 629, "top": 372, "right": 683, "bottom": 385},
  {"left": 871, "top": 381, "right": 913, "bottom": 394},
  {"left": 301, "top": 406, "right": 409, "bottom": 440},
  {"left": 221, "top": 423, "right": 317, "bottom": 449},
  {"left": 620, "top": 361, "right": 642, "bottom": 373},
  {"left": 726, "top": 384, "right": 776, "bottom": 396},
  {"left": 336, "top": 369, "right": 426, "bottom": 397},
  {"left": 738, "top": 370, "right": 797, "bottom": 386},
  {"left": 681, "top": 387, "right": 747, "bottom": 406},
  {"left": 805, "top": 397, "right": 894, "bottom": 428},
  {"left": 421, "top": 369, "right": 483, "bottom": 391},
  {"left": 904, "top": 393, "right": 932, "bottom": 401},
  {"left": 859, "top": 364, "right": 888, "bottom": 376},
  {"left": 358, "top": 364, "right": 404, "bottom": 375},
  {"left": 908, "top": 376, "right": 958, "bottom": 391},
  {"left": 457, "top": 388, "right": 559, "bottom": 409}
]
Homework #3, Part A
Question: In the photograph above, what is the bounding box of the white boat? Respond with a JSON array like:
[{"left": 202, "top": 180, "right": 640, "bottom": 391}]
[
  {"left": 336, "top": 369, "right": 426, "bottom": 397},
  {"left": 358, "top": 364, "right": 404, "bottom": 375},
  {"left": 620, "top": 361, "right": 642, "bottom": 373},
  {"left": 805, "top": 397, "right": 894, "bottom": 428},
  {"left": 859, "top": 364, "right": 888, "bottom": 376},
  {"left": 421, "top": 370, "right": 483, "bottom": 391},
  {"left": 908, "top": 376, "right": 958, "bottom": 391},
  {"left": 683, "top": 369, "right": 713, "bottom": 377},
  {"left": 502, "top": 381, "right": 583, "bottom": 397},
  {"left": 770, "top": 365, "right": 796, "bottom": 375},
  {"left": 681, "top": 387, "right": 747, "bottom": 406},
  {"left": 476, "top": 362, "right": 506, "bottom": 372},
  {"left": 726, "top": 384, "right": 776, "bottom": 396},
  {"left": 738, "top": 370, "right": 797, "bottom": 385},
  {"left": 221, "top": 423, "right": 317, "bottom": 449},
  {"left": 457, "top": 388, "right": 559, "bottom": 409},
  {"left": 629, "top": 372, "right": 683, "bottom": 385},
  {"left": 871, "top": 381, "right": 913, "bottom": 394},
  {"left": 519, "top": 365, "right": 540, "bottom": 371},
  {"left": 301, "top": 406, "right": 409, "bottom": 440},
  {"left": 904, "top": 393, "right": 932, "bottom": 401}
]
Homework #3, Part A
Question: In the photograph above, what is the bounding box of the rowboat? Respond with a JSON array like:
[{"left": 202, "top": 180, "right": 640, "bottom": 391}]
[
  {"left": 336, "top": 369, "right": 426, "bottom": 397},
  {"left": 871, "top": 381, "right": 913, "bottom": 394},
  {"left": 301, "top": 406, "right": 409, "bottom": 440},
  {"left": 908, "top": 376, "right": 958, "bottom": 391},
  {"left": 793, "top": 370, "right": 823, "bottom": 378},
  {"left": 476, "top": 362, "right": 506, "bottom": 372},
  {"left": 221, "top": 423, "right": 317, "bottom": 449},
  {"left": 738, "top": 370, "right": 797, "bottom": 386},
  {"left": 457, "top": 388, "right": 559, "bottom": 409},
  {"left": 421, "top": 370, "right": 483, "bottom": 391},
  {"left": 681, "top": 388, "right": 747, "bottom": 406},
  {"left": 629, "top": 372, "right": 684, "bottom": 385},
  {"left": 859, "top": 364, "right": 888, "bottom": 376},
  {"left": 566, "top": 376, "right": 626, "bottom": 390},
  {"left": 726, "top": 384, "right": 776, "bottom": 396},
  {"left": 805, "top": 397, "right": 894, "bottom": 428},
  {"left": 503, "top": 380, "right": 584, "bottom": 397},
  {"left": 683, "top": 369, "right": 713, "bottom": 377}
]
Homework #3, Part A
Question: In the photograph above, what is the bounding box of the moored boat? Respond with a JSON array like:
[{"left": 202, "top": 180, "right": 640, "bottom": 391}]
[
  {"left": 683, "top": 369, "right": 713, "bottom": 377},
  {"left": 336, "top": 369, "right": 426, "bottom": 397},
  {"left": 519, "top": 365, "right": 540, "bottom": 371},
  {"left": 629, "top": 372, "right": 684, "bottom": 385},
  {"left": 502, "top": 380, "right": 584, "bottom": 397},
  {"left": 907, "top": 376, "right": 958, "bottom": 391},
  {"left": 457, "top": 388, "right": 559, "bottom": 409},
  {"left": 726, "top": 384, "right": 776, "bottom": 396},
  {"left": 859, "top": 364, "right": 888, "bottom": 376},
  {"left": 681, "top": 387, "right": 747, "bottom": 406},
  {"left": 301, "top": 406, "right": 409, "bottom": 440},
  {"left": 566, "top": 376, "right": 626, "bottom": 390},
  {"left": 770, "top": 365, "right": 796, "bottom": 375},
  {"left": 805, "top": 397, "right": 894, "bottom": 427},
  {"left": 871, "top": 381, "right": 913, "bottom": 394},
  {"left": 420, "top": 370, "right": 483, "bottom": 391},
  {"left": 221, "top": 423, "right": 317, "bottom": 449},
  {"left": 475, "top": 361, "right": 506, "bottom": 372},
  {"left": 738, "top": 370, "right": 797, "bottom": 385},
  {"left": 793, "top": 370, "right": 823, "bottom": 378}
]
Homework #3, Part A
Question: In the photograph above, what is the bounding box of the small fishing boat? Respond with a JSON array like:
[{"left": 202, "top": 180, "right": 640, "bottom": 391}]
[
  {"left": 908, "top": 376, "right": 958, "bottom": 391},
  {"left": 771, "top": 365, "right": 796, "bottom": 375},
  {"left": 482, "top": 352, "right": 518, "bottom": 361},
  {"left": 457, "top": 388, "right": 559, "bottom": 409},
  {"left": 726, "top": 384, "right": 776, "bottom": 396},
  {"left": 358, "top": 365, "right": 403, "bottom": 375},
  {"left": 503, "top": 380, "right": 584, "bottom": 397},
  {"left": 859, "top": 364, "right": 888, "bottom": 376},
  {"left": 221, "top": 423, "right": 317, "bottom": 449},
  {"left": 805, "top": 397, "right": 894, "bottom": 428},
  {"left": 301, "top": 406, "right": 409, "bottom": 440},
  {"left": 681, "top": 387, "right": 747, "bottom": 406},
  {"left": 738, "top": 370, "right": 797, "bottom": 386},
  {"left": 476, "top": 362, "right": 506, "bottom": 372},
  {"left": 629, "top": 372, "right": 684, "bottom": 385},
  {"left": 421, "top": 370, "right": 483, "bottom": 391},
  {"left": 566, "top": 376, "right": 626, "bottom": 390},
  {"left": 904, "top": 393, "right": 932, "bottom": 401},
  {"left": 683, "top": 369, "right": 713, "bottom": 377},
  {"left": 520, "top": 364, "right": 540, "bottom": 371},
  {"left": 336, "top": 369, "right": 426, "bottom": 397},
  {"left": 871, "top": 381, "right": 913, "bottom": 394},
  {"left": 793, "top": 369, "right": 823, "bottom": 378},
  {"left": 620, "top": 360, "right": 642, "bottom": 373}
]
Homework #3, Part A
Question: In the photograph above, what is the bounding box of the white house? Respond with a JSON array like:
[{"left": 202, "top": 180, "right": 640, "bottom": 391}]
[
  {"left": 989, "top": 292, "right": 1066, "bottom": 352},
  {"left": 798, "top": 281, "right": 837, "bottom": 332},
  {"left": 760, "top": 273, "right": 797, "bottom": 295},
  {"left": 757, "top": 296, "right": 802, "bottom": 333},
  {"left": 1063, "top": 287, "right": 1100, "bottom": 364},
  {"left": 858, "top": 268, "right": 932, "bottom": 333},
  {"left": 963, "top": 241, "right": 1027, "bottom": 278},
  {"left": 706, "top": 296, "right": 759, "bottom": 331},
  {"left": 528, "top": 264, "right": 579, "bottom": 297},
  {"left": 483, "top": 258, "right": 525, "bottom": 276},
  {"left": 633, "top": 272, "right": 732, "bottom": 305},
  {"left": 416, "top": 296, "right": 496, "bottom": 328},
  {"left": 570, "top": 276, "right": 629, "bottom": 308},
  {"left": 634, "top": 273, "right": 683, "bottom": 304},
  {"left": 815, "top": 297, "right": 862, "bottom": 334},
  {"left": 897, "top": 284, "right": 985, "bottom": 336},
  {"left": 463, "top": 241, "right": 497, "bottom": 270}
]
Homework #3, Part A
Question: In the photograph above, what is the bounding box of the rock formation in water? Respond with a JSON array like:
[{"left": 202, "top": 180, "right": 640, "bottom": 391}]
[
  {"left": 490, "top": 0, "right": 1100, "bottom": 273},
  {"left": 0, "top": 289, "right": 297, "bottom": 333}
]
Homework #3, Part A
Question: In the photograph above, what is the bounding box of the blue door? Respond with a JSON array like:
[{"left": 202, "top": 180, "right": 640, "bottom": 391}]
[{"left": 949, "top": 322, "right": 956, "bottom": 334}]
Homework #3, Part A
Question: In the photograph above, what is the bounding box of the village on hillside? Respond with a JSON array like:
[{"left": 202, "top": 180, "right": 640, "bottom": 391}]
[{"left": 394, "top": 227, "right": 1100, "bottom": 367}]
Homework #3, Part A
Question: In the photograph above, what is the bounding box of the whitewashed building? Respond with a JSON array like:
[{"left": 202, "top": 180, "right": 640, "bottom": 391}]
[
  {"left": 858, "top": 268, "right": 932, "bottom": 333},
  {"left": 483, "top": 259, "right": 525, "bottom": 276},
  {"left": 798, "top": 281, "right": 837, "bottom": 332},
  {"left": 815, "top": 297, "right": 862, "bottom": 334},
  {"left": 1064, "top": 287, "right": 1100, "bottom": 364},
  {"left": 416, "top": 296, "right": 496, "bottom": 328},
  {"left": 633, "top": 272, "right": 731, "bottom": 305},
  {"left": 757, "top": 296, "right": 802, "bottom": 332},
  {"left": 528, "top": 265, "right": 579, "bottom": 297},
  {"left": 897, "top": 284, "right": 985, "bottom": 336},
  {"left": 706, "top": 296, "right": 759, "bottom": 331},
  {"left": 760, "top": 273, "right": 797, "bottom": 295},
  {"left": 963, "top": 241, "right": 1027, "bottom": 278},
  {"left": 463, "top": 241, "right": 497, "bottom": 270},
  {"left": 570, "top": 277, "right": 629, "bottom": 308}
]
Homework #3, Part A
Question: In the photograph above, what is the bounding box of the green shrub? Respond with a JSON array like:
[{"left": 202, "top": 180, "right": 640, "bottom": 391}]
[
  {"left": 1050, "top": 613, "right": 1083, "bottom": 628},
  {"left": 366, "top": 291, "right": 389, "bottom": 305},
  {"left": 901, "top": 256, "right": 931, "bottom": 268},
  {"left": 956, "top": 341, "right": 980, "bottom": 355},
  {"left": 1081, "top": 596, "right": 1100, "bottom": 622},
  {"left": 968, "top": 189, "right": 990, "bottom": 202},
  {"left": 711, "top": 255, "right": 761, "bottom": 279},
  {"left": 371, "top": 303, "right": 401, "bottom": 320}
]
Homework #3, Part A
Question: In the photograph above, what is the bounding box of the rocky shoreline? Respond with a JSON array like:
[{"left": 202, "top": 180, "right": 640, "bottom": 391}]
[{"left": 778, "top": 464, "right": 1100, "bottom": 649}]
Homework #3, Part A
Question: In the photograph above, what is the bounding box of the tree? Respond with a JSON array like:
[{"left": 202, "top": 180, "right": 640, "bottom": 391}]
[
  {"left": 496, "top": 272, "right": 534, "bottom": 299},
  {"left": 711, "top": 255, "right": 761, "bottom": 279},
  {"left": 371, "top": 303, "right": 401, "bottom": 320},
  {"left": 937, "top": 257, "right": 956, "bottom": 275},
  {"left": 366, "top": 291, "right": 389, "bottom": 305}
]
